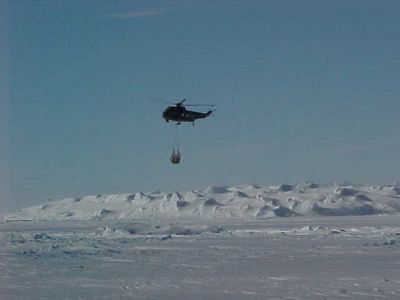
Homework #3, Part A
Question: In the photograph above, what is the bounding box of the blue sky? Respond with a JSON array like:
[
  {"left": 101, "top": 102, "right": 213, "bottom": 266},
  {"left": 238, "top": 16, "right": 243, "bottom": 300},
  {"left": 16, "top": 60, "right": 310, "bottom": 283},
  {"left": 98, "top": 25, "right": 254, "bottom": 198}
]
[{"left": 2, "top": 0, "right": 400, "bottom": 212}]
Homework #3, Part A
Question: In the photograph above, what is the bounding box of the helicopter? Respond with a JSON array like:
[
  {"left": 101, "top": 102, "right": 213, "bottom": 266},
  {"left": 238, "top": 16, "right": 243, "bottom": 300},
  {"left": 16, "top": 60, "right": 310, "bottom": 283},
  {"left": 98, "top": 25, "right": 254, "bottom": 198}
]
[
  {"left": 161, "top": 98, "right": 215, "bottom": 125},
  {"left": 146, "top": 96, "right": 215, "bottom": 164}
]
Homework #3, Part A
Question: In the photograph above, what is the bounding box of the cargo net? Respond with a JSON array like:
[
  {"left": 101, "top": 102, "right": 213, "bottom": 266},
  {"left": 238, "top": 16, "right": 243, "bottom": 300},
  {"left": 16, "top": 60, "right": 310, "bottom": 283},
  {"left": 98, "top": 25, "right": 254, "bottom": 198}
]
[
  {"left": 170, "top": 149, "right": 181, "bottom": 164},
  {"left": 170, "top": 124, "right": 181, "bottom": 164}
]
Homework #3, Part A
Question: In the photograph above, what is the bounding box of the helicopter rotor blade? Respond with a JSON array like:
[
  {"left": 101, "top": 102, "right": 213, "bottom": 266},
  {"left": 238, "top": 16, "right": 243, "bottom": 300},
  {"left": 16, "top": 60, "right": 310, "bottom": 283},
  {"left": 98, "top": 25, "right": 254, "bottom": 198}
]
[
  {"left": 184, "top": 104, "right": 217, "bottom": 107},
  {"left": 145, "top": 96, "right": 174, "bottom": 105},
  {"left": 175, "top": 98, "right": 187, "bottom": 106},
  {"left": 146, "top": 96, "right": 216, "bottom": 107}
]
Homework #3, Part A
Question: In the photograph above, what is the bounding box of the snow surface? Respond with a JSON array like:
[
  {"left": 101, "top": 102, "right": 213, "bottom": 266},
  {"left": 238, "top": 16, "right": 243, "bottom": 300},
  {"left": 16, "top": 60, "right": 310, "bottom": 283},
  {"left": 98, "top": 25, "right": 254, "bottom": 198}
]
[
  {"left": 1, "top": 183, "right": 400, "bottom": 299},
  {"left": 4, "top": 183, "right": 400, "bottom": 221}
]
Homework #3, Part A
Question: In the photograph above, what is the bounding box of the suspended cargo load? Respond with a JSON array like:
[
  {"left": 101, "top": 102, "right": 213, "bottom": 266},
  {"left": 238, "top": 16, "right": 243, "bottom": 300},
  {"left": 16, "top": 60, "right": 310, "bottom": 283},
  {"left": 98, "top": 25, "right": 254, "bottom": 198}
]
[
  {"left": 170, "top": 124, "right": 181, "bottom": 164},
  {"left": 170, "top": 149, "right": 181, "bottom": 164}
]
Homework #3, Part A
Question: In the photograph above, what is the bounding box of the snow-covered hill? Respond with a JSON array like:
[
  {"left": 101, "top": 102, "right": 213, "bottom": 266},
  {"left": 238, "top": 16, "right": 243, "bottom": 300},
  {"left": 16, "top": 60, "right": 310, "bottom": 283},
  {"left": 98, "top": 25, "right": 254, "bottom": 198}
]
[{"left": 4, "top": 183, "right": 400, "bottom": 221}]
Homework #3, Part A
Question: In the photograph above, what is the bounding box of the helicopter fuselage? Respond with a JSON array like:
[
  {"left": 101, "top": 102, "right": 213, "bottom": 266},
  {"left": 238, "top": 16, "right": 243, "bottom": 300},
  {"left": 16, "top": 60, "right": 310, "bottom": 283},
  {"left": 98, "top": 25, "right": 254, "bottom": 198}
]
[{"left": 162, "top": 105, "right": 212, "bottom": 124}]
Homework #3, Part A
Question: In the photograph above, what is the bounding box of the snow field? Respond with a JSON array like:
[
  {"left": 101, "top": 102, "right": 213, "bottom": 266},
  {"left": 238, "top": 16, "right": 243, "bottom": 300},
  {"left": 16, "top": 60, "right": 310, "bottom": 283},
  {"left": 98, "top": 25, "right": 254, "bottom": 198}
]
[
  {"left": 2, "top": 183, "right": 400, "bottom": 299},
  {"left": 1, "top": 215, "right": 400, "bottom": 299},
  {"left": 4, "top": 183, "right": 400, "bottom": 221}
]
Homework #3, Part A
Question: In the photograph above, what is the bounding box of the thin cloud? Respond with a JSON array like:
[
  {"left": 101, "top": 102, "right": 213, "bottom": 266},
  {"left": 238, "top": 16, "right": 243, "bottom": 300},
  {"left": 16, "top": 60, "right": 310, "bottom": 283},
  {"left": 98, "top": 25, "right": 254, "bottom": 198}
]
[{"left": 94, "top": 9, "right": 168, "bottom": 19}]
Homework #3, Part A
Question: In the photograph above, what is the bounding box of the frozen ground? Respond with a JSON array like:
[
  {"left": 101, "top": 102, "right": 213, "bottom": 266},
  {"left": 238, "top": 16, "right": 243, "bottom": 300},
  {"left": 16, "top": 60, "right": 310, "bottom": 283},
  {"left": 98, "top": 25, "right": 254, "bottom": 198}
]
[
  {"left": 1, "top": 183, "right": 400, "bottom": 299},
  {"left": 4, "top": 183, "right": 400, "bottom": 221},
  {"left": 1, "top": 215, "right": 400, "bottom": 299}
]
